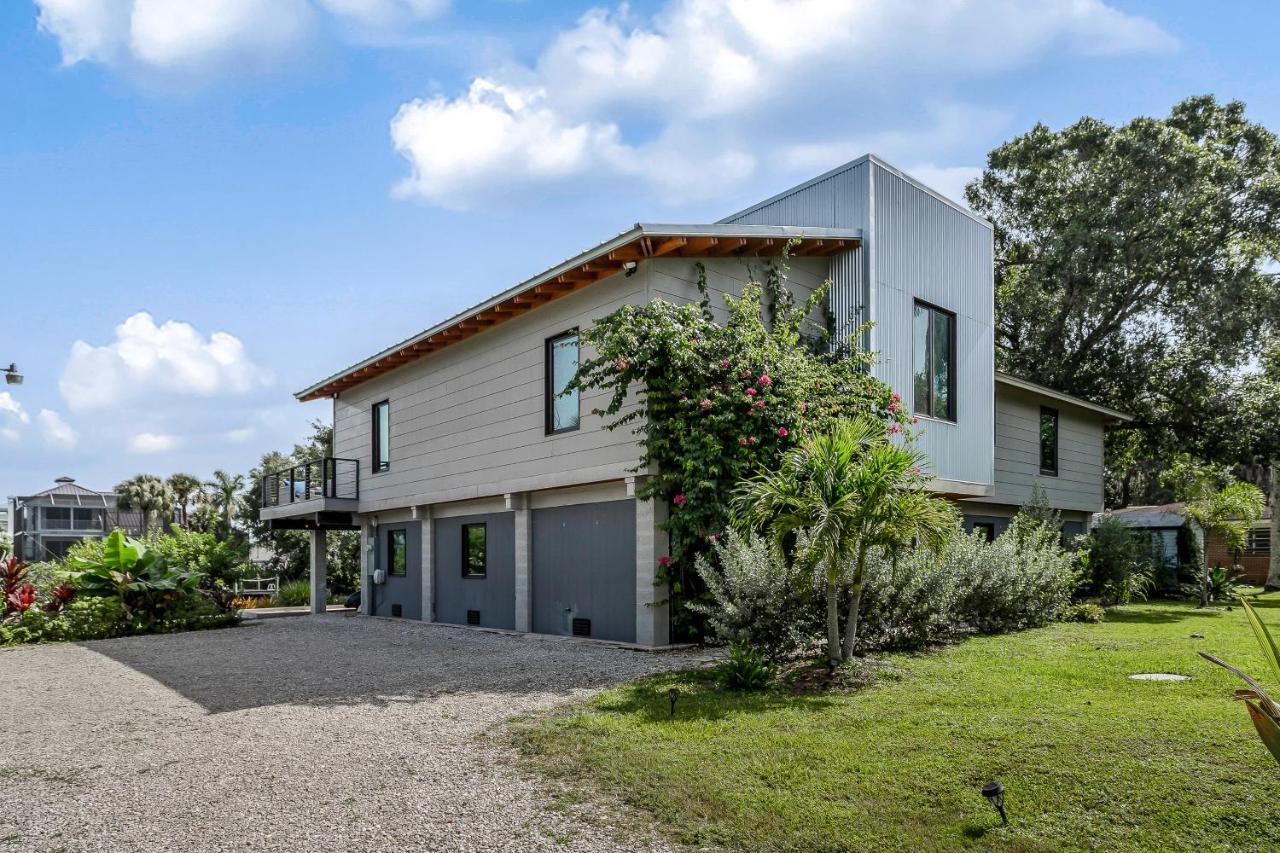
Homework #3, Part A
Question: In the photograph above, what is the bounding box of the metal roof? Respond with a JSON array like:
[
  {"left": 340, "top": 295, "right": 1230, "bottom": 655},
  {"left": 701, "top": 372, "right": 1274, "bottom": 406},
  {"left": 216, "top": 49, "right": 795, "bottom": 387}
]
[{"left": 16, "top": 479, "right": 116, "bottom": 507}]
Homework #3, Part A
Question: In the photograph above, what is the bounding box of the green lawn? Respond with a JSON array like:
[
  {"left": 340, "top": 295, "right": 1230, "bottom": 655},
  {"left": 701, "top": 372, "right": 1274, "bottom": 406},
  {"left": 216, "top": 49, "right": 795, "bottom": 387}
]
[{"left": 513, "top": 598, "right": 1280, "bottom": 851}]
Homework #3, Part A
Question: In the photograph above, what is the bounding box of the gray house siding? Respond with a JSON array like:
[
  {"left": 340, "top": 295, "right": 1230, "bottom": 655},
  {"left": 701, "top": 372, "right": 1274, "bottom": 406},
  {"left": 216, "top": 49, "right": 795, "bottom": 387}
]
[
  {"left": 371, "top": 522, "right": 422, "bottom": 620},
  {"left": 531, "top": 500, "right": 637, "bottom": 642},
  {"left": 433, "top": 511, "right": 516, "bottom": 629},
  {"left": 722, "top": 156, "right": 995, "bottom": 492}
]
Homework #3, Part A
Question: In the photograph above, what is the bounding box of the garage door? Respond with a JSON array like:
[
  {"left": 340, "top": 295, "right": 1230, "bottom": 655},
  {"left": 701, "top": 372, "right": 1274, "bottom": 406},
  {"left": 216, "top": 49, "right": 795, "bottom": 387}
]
[
  {"left": 433, "top": 512, "right": 515, "bottom": 630},
  {"left": 532, "top": 500, "right": 636, "bottom": 643}
]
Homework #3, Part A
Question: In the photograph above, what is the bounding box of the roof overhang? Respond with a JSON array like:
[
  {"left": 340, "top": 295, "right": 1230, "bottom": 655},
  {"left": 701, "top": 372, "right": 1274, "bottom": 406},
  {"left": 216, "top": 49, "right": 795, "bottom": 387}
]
[
  {"left": 995, "top": 372, "right": 1134, "bottom": 424},
  {"left": 296, "top": 224, "right": 861, "bottom": 402}
]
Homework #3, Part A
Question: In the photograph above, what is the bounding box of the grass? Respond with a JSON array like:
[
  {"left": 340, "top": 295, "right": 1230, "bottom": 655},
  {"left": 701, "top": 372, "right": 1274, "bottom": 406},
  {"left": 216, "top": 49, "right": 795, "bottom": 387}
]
[{"left": 513, "top": 597, "right": 1280, "bottom": 852}]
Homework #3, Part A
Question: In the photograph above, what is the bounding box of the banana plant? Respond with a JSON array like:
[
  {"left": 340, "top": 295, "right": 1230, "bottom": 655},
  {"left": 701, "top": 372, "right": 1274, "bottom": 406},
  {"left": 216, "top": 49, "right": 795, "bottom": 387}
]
[
  {"left": 66, "top": 530, "right": 203, "bottom": 628},
  {"left": 1199, "top": 596, "right": 1280, "bottom": 765}
]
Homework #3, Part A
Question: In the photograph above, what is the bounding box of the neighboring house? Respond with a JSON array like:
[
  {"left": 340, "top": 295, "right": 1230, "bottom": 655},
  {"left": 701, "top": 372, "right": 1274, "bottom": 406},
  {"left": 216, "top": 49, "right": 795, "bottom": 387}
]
[
  {"left": 1106, "top": 503, "right": 1273, "bottom": 585},
  {"left": 8, "top": 477, "right": 145, "bottom": 562},
  {"left": 261, "top": 153, "right": 1129, "bottom": 646}
]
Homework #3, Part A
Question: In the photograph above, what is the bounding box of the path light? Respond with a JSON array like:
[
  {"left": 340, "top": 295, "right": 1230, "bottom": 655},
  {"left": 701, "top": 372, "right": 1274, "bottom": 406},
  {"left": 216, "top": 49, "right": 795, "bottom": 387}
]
[
  {"left": 667, "top": 687, "right": 679, "bottom": 718},
  {"left": 981, "top": 781, "right": 1008, "bottom": 826}
]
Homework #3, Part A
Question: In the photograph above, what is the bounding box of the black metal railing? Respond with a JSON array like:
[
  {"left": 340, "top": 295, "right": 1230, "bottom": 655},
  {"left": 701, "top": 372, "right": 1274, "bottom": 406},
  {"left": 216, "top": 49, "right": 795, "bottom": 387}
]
[{"left": 262, "top": 457, "right": 359, "bottom": 508}]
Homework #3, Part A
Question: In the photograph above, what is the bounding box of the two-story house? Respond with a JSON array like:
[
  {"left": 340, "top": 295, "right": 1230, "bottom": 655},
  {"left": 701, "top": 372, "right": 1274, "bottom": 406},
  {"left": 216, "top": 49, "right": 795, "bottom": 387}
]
[
  {"left": 260, "top": 154, "right": 1129, "bottom": 646},
  {"left": 8, "top": 477, "right": 146, "bottom": 561}
]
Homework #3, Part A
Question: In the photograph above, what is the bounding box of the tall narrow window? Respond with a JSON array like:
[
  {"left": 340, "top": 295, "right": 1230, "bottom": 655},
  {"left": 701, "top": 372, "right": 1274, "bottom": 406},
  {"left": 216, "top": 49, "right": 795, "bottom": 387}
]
[
  {"left": 1039, "top": 406, "right": 1059, "bottom": 476},
  {"left": 387, "top": 528, "right": 407, "bottom": 576},
  {"left": 546, "top": 330, "right": 580, "bottom": 434},
  {"left": 912, "top": 302, "right": 956, "bottom": 421},
  {"left": 372, "top": 400, "right": 390, "bottom": 472},
  {"left": 462, "top": 523, "right": 487, "bottom": 577}
]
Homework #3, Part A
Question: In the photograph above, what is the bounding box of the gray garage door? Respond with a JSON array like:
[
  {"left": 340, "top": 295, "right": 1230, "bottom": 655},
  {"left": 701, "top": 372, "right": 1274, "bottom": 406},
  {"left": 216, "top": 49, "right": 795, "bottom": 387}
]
[
  {"left": 433, "top": 512, "right": 515, "bottom": 630},
  {"left": 532, "top": 500, "right": 636, "bottom": 643},
  {"left": 371, "top": 523, "right": 421, "bottom": 620}
]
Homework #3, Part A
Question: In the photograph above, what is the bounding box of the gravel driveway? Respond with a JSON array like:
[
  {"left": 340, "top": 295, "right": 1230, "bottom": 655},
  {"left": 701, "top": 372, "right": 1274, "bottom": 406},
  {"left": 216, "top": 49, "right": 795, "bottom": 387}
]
[{"left": 0, "top": 614, "right": 707, "bottom": 852}]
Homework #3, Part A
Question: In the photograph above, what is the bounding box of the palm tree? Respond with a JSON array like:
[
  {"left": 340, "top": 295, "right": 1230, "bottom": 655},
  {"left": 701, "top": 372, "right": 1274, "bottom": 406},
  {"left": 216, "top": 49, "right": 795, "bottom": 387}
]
[
  {"left": 1184, "top": 481, "right": 1266, "bottom": 607},
  {"left": 115, "top": 474, "right": 174, "bottom": 534},
  {"left": 166, "top": 473, "right": 202, "bottom": 529},
  {"left": 205, "top": 470, "right": 246, "bottom": 541},
  {"left": 735, "top": 416, "right": 957, "bottom": 666}
]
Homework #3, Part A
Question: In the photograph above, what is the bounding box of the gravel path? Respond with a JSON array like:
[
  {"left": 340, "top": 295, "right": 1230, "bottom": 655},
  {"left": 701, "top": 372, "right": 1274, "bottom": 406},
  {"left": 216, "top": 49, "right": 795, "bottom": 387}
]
[{"left": 0, "top": 615, "right": 709, "bottom": 852}]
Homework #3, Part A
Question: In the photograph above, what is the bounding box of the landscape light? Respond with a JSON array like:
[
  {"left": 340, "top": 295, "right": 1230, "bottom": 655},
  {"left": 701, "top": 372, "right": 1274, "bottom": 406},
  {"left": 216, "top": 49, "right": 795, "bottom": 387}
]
[
  {"left": 981, "top": 780, "right": 1008, "bottom": 826},
  {"left": 3, "top": 364, "right": 21, "bottom": 385},
  {"left": 667, "top": 687, "right": 679, "bottom": 718}
]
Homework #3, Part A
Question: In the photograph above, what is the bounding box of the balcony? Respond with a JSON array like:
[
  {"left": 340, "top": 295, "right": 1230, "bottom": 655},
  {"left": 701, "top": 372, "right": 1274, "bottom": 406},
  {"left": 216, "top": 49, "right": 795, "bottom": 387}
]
[{"left": 259, "top": 457, "right": 360, "bottom": 529}]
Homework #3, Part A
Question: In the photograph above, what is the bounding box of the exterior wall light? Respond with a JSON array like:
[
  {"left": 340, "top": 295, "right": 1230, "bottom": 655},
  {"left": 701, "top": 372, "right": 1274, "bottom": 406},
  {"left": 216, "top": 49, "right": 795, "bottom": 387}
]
[
  {"left": 3, "top": 364, "right": 21, "bottom": 385},
  {"left": 622, "top": 261, "right": 639, "bottom": 276},
  {"left": 981, "top": 780, "right": 1008, "bottom": 825}
]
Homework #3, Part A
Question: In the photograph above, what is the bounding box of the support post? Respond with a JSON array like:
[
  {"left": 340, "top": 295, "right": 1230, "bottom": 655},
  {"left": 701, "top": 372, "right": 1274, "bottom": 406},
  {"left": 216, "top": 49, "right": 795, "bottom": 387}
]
[
  {"left": 358, "top": 518, "right": 372, "bottom": 615},
  {"left": 419, "top": 505, "right": 434, "bottom": 622},
  {"left": 309, "top": 528, "right": 328, "bottom": 615},
  {"left": 509, "top": 492, "right": 532, "bottom": 632},
  {"left": 633, "top": 478, "right": 670, "bottom": 647}
]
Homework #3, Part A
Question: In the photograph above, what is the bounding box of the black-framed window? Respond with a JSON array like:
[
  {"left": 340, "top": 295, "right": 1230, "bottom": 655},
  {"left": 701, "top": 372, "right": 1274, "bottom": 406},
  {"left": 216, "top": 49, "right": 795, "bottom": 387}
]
[
  {"left": 462, "top": 523, "right": 487, "bottom": 577},
  {"left": 372, "top": 400, "right": 390, "bottom": 472},
  {"left": 387, "top": 528, "right": 407, "bottom": 576},
  {"left": 1039, "top": 406, "right": 1059, "bottom": 476},
  {"left": 912, "top": 301, "right": 956, "bottom": 421},
  {"left": 1246, "top": 527, "right": 1271, "bottom": 555},
  {"left": 972, "top": 521, "right": 996, "bottom": 542},
  {"left": 545, "top": 330, "right": 580, "bottom": 434}
]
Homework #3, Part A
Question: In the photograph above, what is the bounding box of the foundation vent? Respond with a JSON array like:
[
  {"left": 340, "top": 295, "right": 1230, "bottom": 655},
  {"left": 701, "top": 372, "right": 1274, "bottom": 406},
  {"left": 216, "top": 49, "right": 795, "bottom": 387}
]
[
  {"left": 466, "top": 609, "right": 481, "bottom": 626},
  {"left": 391, "top": 603, "right": 402, "bottom": 618},
  {"left": 572, "top": 618, "right": 591, "bottom": 637}
]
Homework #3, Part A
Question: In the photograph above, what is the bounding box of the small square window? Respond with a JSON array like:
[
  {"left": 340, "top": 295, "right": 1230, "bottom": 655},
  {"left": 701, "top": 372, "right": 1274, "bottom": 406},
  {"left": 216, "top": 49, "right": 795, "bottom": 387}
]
[
  {"left": 387, "top": 528, "right": 407, "bottom": 577},
  {"left": 972, "top": 521, "right": 996, "bottom": 542},
  {"left": 462, "top": 523, "right": 487, "bottom": 577},
  {"left": 1039, "top": 406, "right": 1059, "bottom": 476}
]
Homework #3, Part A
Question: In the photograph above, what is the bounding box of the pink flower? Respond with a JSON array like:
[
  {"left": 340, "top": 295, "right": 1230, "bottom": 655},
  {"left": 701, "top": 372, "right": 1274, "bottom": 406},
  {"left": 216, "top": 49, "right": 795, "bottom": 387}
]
[
  {"left": 754, "top": 401, "right": 765, "bottom": 409},
  {"left": 777, "top": 427, "right": 789, "bottom": 437},
  {"left": 888, "top": 401, "right": 901, "bottom": 413},
  {"left": 739, "top": 437, "right": 749, "bottom": 446},
  {"left": 699, "top": 398, "right": 712, "bottom": 411},
  {"left": 740, "top": 369, "right": 752, "bottom": 379},
  {"left": 746, "top": 387, "right": 758, "bottom": 397},
  {"left": 758, "top": 374, "right": 773, "bottom": 387},
  {"left": 911, "top": 416, "right": 919, "bottom": 424},
  {"left": 891, "top": 391, "right": 902, "bottom": 403},
  {"left": 719, "top": 359, "right": 730, "bottom": 370},
  {"left": 673, "top": 494, "right": 687, "bottom": 507},
  {"left": 889, "top": 423, "right": 902, "bottom": 434},
  {"left": 657, "top": 556, "right": 672, "bottom": 568},
  {"left": 748, "top": 435, "right": 758, "bottom": 444}
]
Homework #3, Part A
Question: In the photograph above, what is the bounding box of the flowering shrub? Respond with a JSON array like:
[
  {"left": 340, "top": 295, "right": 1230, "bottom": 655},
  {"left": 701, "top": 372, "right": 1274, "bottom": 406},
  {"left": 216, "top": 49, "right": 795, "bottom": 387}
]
[{"left": 575, "top": 274, "right": 910, "bottom": 637}]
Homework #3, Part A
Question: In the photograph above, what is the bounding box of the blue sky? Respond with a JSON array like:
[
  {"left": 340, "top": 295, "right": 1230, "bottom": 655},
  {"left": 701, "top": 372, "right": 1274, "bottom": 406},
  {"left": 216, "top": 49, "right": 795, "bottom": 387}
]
[{"left": 1, "top": 0, "right": 1278, "bottom": 498}]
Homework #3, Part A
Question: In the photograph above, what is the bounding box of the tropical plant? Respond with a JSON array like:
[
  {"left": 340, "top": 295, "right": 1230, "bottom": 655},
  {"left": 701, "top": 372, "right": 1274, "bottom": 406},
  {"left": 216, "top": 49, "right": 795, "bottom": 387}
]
[
  {"left": 66, "top": 530, "right": 204, "bottom": 630},
  {"left": 1196, "top": 565, "right": 1247, "bottom": 603},
  {"left": 735, "top": 416, "right": 957, "bottom": 665},
  {"left": 115, "top": 474, "right": 174, "bottom": 533},
  {"left": 716, "top": 642, "right": 775, "bottom": 691},
  {"left": 205, "top": 469, "right": 246, "bottom": 541},
  {"left": 274, "top": 578, "right": 311, "bottom": 607},
  {"left": 1183, "top": 481, "right": 1266, "bottom": 606},
  {"left": 1200, "top": 597, "right": 1280, "bottom": 766},
  {"left": 166, "top": 473, "right": 202, "bottom": 528},
  {"left": 1078, "top": 515, "right": 1158, "bottom": 605},
  {"left": 1, "top": 553, "right": 34, "bottom": 618}
]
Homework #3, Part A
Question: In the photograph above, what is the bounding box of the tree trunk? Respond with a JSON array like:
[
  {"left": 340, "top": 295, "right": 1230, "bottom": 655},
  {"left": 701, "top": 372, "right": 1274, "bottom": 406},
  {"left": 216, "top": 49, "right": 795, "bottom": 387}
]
[
  {"left": 840, "top": 546, "right": 869, "bottom": 662},
  {"left": 1191, "top": 521, "right": 1209, "bottom": 608},
  {"left": 1268, "top": 461, "right": 1280, "bottom": 592},
  {"left": 825, "top": 578, "right": 842, "bottom": 668}
]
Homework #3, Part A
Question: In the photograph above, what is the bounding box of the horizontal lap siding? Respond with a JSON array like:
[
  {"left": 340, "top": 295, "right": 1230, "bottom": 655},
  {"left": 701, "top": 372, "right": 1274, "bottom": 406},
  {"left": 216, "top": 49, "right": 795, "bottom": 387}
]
[
  {"left": 333, "top": 272, "right": 648, "bottom": 510},
  {"left": 990, "top": 384, "right": 1105, "bottom": 513}
]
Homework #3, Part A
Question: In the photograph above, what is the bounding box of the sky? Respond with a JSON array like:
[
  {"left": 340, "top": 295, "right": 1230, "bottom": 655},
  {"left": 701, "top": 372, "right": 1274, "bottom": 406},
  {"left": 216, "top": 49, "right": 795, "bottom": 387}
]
[{"left": 1, "top": 0, "right": 1279, "bottom": 498}]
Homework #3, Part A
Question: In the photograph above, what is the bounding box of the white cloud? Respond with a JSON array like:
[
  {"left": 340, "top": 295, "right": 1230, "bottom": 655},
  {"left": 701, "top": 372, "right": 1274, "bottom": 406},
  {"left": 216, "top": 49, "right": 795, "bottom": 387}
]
[
  {"left": 391, "top": 0, "right": 1174, "bottom": 206},
  {"left": 38, "top": 409, "right": 78, "bottom": 450},
  {"left": 60, "top": 312, "right": 270, "bottom": 412},
  {"left": 225, "top": 426, "right": 256, "bottom": 443},
  {"left": 129, "top": 431, "right": 178, "bottom": 453},
  {"left": 0, "top": 392, "right": 30, "bottom": 443},
  {"left": 34, "top": 0, "right": 450, "bottom": 71}
]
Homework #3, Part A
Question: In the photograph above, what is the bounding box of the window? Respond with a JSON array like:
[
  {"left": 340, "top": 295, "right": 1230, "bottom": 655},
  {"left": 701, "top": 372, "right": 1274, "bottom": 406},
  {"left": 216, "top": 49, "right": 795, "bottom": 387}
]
[
  {"left": 912, "top": 302, "right": 955, "bottom": 421},
  {"left": 1039, "top": 406, "right": 1059, "bottom": 476},
  {"left": 462, "top": 523, "right": 487, "bottom": 577},
  {"left": 1247, "top": 527, "right": 1271, "bottom": 555},
  {"left": 43, "top": 507, "right": 72, "bottom": 529},
  {"left": 972, "top": 521, "right": 996, "bottom": 542},
  {"left": 546, "top": 330, "right": 580, "bottom": 434},
  {"left": 387, "top": 528, "right": 407, "bottom": 576},
  {"left": 372, "top": 400, "right": 390, "bottom": 472}
]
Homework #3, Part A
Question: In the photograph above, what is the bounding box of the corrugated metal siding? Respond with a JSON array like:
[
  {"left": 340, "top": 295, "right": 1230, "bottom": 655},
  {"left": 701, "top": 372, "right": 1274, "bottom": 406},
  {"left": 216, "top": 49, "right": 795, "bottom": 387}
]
[{"left": 870, "top": 162, "right": 994, "bottom": 487}]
